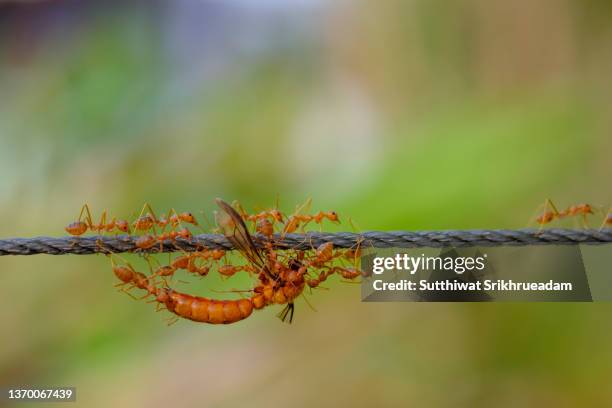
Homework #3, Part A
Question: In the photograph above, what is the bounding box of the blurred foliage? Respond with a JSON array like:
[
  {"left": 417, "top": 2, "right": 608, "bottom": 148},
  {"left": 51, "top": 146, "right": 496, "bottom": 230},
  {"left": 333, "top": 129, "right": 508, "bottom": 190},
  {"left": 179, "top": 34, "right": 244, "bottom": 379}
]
[{"left": 1, "top": 0, "right": 612, "bottom": 407}]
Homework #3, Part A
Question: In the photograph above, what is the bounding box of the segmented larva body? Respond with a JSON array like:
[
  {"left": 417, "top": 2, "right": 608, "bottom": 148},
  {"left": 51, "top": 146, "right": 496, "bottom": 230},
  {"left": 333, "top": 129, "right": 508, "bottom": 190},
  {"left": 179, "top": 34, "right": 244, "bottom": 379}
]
[{"left": 156, "top": 288, "right": 259, "bottom": 325}]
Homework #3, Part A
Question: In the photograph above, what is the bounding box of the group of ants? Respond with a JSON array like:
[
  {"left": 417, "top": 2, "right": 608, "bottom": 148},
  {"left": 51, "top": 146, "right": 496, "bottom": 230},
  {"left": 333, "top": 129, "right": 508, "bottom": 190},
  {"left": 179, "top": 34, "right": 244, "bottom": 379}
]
[
  {"left": 64, "top": 198, "right": 612, "bottom": 325},
  {"left": 64, "top": 198, "right": 364, "bottom": 325}
]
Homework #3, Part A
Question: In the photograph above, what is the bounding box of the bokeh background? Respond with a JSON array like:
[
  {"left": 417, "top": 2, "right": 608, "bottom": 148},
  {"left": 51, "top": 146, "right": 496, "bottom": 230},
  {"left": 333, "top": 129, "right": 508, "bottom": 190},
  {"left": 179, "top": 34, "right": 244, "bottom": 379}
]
[{"left": 1, "top": 0, "right": 612, "bottom": 407}]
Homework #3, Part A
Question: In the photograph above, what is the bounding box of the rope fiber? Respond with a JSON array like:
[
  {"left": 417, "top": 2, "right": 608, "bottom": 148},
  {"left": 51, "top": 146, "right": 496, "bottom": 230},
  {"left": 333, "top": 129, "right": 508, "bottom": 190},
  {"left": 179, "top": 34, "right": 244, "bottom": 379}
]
[{"left": 1, "top": 229, "right": 611, "bottom": 255}]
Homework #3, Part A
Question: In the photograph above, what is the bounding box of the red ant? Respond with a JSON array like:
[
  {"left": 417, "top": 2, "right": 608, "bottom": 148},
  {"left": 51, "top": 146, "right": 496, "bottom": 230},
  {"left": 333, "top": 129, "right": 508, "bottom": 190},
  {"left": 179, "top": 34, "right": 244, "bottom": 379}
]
[
  {"left": 161, "top": 208, "right": 201, "bottom": 244},
  {"left": 306, "top": 269, "right": 335, "bottom": 289},
  {"left": 535, "top": 199, "right": 596, "bottom": 229},
  {"left": 135, "top": 234, "right": 157, "bottom": 250},
  {"left": 149, "top": 253, "right": 211, "bottom": 279},
  {"left": 233, "top": 198, "right": 284, "bottom": 225},
  {"left": 282, "top": 198, "right": 313, "bottom": 234},
  {"left": 169, "top": 210, "right": 199, "bottom": 227},
  {"left": 283, "top": 198, "right": 340, "bottom": 234},
  {"left": 218, "top": 264, "right": 253, "bottom": 277},
  {"left": 65, "top": 210, "right": 89, "bottom": 236},
  {"left": 66, "top": 204, "right": 130, "bottom": 236},
  {"left": 132, "top": 203, "right": 159, "bottom": 234},
  {"left": 110, "top": 255, "right": 158, "bottom": 297},
  {"left": 559, "top": 203, "right": 595, "bottom": 227},
  {"left": 600, "top": 208, "right": 612, "bottom": 230}
]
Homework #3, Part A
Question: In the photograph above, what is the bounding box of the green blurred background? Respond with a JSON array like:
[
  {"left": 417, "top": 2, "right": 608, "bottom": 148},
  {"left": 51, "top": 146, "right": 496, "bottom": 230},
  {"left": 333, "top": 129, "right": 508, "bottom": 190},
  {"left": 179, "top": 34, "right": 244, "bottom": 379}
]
[{"left": 1, "top": 0, "right": 612, "bottom": 407}]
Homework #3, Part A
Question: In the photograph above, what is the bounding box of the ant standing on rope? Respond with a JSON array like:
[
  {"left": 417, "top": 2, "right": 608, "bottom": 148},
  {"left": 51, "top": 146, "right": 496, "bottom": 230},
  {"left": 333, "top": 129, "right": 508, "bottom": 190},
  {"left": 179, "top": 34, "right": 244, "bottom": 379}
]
[
  {"left": 93, "top": 198, "right": 365, "bottom": 325},
  {"left": 534, "top": 199, "right": 603, "bottom": 229}
]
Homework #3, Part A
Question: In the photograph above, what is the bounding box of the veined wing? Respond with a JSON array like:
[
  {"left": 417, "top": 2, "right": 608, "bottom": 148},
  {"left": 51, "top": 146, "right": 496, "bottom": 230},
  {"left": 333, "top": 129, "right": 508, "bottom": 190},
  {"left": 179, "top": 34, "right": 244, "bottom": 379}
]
[{"left": 214, "top": 198, "right": 268, "bottom": 273}]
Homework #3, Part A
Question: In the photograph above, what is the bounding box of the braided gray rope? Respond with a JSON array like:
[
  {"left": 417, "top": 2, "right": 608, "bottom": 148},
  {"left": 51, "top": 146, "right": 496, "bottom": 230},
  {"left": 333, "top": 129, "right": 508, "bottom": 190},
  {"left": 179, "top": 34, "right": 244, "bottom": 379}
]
[{"left": 1, "top": 229, "right": 611, "bottom": 255}]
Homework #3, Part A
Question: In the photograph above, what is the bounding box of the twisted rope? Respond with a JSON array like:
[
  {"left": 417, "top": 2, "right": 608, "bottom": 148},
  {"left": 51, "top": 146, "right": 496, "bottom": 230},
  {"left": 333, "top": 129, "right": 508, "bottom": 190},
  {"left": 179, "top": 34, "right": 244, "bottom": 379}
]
[{"left": 1, "top": 229, "right": 611, "bottom": 255}]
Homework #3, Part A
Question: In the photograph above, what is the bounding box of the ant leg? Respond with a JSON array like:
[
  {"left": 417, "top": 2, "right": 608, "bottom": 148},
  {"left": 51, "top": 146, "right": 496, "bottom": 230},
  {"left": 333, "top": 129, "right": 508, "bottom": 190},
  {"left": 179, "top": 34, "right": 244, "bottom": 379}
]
[
  {"left": 528, "top": 202, "right": 545, "bottom": 231},
  {"left": 301, "top": 292, "right": 317, "bottom": 312},
  {"left": 99, "top": 210, "right": 107, "bottom": 229},
  {"left": 340, "top": 279, "right": 362, "bottom": 284},
  {"left": 232, "top": 200, "right": 250, "bottom": 220},
  {"left": 165, "top": 316, "right": 179, "bottom": 326},
  {"left": 348, "top": 217, "right": 362, "bottom": 233},
  {"left": 290, "top": 225, "right": 314, "bottom": 251},
  {"left": 134, "top": 203, "right": 159, "bottom": 234},
  {"left": 533, "top": 199, "right": 560, "bottom": 232},
  {"left": 300, "top": 216, "right": 315, "bottom": 233},
  {"left": 169, "top": 208, "right": 187, "bottom": 237},
  {"left": 274, "top": 194, "right": 281, "bottom": 218},
  {"left": 341, "top": 237, "right": 364, "bottom": 270},
  {"left": 283, "top": 198, "right": 313, "bottom": 237},
  {"left": 94, "top": 210, "right": 109, "bottom": 248},
  {"left": 76, "top": 204, "right": 87, "bottom": 222},
  {"left": 110, "top": 253, "right": 133, "bottom": 268},
  {"left": 199, "top": 210, "right": 217, "bottom": 233},
  {"left": 143, "top": 255, "right": 156, "bottom": 275},
  {"left": 138, "top": 292, "right": 153, "bottom": 301},
  {"left": 298, "top": 198, "right": 313, "bottom": 215},
  {"left": 169, "top": 208, "right": 181, "bottom": 225},
  {"left": 143, "top": 202, "right": 160, "bottom": 223},
  {"left": 133, "top": 203, "right": 149, "bottom": 231},
  {"left": 547, "top": 199, "right": 562, "bottom": 217},
  {"left": 118, "top": 284, "right": 139, "bottom": 300},
  {"left": 277, "top": 303, "right": 293, "bottom": 323},
  {"left": 599, "top": 208, "right": 612, "bottom": 230},
  {"left": 203, "top": 209, "right": 222, "bottom": 234},
  {"left": 81, "top": 203, "right": 95, "bottom": 229}
]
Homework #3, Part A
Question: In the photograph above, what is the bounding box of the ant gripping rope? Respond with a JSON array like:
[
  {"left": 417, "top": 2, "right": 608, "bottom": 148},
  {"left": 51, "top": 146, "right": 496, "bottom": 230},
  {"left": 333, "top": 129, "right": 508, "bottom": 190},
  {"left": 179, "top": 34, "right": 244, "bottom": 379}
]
[{"left": 96, "top": 198, "right": 364, "bottom": 325}]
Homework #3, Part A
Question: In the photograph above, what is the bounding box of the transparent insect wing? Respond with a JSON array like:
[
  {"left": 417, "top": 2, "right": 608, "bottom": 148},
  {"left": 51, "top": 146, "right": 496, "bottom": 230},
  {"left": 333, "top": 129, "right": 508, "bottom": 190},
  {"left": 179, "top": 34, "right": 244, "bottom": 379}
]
[{"left": 215, "top": 198, "right": 267, "bottom": 271}]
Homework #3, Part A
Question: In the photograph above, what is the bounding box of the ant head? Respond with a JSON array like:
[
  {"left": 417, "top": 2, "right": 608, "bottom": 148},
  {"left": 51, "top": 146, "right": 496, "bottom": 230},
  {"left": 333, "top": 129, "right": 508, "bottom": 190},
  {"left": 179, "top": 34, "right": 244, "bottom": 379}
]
[
  {"left": 328, "top": 211, "right": 340, "bottom": 223},
  {"left": 271, "top": 210, "right": 284, "bottom": 222},
  {"left": 156, "top": 288, "right": 171, "bottom": 303},
  {"left": 181, "top": 212, "right": 198, "bottom": 225},
  {"left": 116, "top": 220, "right": 130, "bottom": 233}
]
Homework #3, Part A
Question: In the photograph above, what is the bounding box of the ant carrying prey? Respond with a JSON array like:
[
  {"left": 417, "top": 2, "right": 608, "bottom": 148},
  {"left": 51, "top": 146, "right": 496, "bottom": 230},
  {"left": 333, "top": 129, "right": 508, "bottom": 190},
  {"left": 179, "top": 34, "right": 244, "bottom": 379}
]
[{"left": 98, "top": 197, "right": 363, "bottom": 325}]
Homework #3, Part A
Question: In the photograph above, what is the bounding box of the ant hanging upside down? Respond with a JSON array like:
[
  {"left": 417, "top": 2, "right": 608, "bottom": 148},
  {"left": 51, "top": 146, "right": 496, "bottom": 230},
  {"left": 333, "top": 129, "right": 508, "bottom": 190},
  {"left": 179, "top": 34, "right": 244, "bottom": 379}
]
[{"left": 96, "top": 197, "right": 364, "bottom": 325}]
